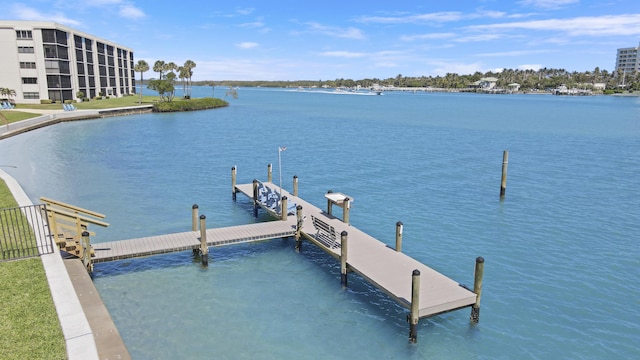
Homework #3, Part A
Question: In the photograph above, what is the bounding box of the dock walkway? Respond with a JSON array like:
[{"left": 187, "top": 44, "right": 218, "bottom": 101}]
[
  {"left": 235, "top": 182, "right": 477, "bottom": 319},
  {"left": 93, "top": 220, "right": 296, "bottom": 263}
]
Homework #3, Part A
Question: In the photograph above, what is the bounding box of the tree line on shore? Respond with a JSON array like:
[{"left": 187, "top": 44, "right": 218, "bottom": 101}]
[{"left": 194, "top": 67, "right": 640, "bottom": 93}]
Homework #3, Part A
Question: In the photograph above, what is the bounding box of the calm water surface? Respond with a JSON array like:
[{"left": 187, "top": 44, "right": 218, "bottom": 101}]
[{"left": 1, "top": 88, "right": 639, "bottom": 359}]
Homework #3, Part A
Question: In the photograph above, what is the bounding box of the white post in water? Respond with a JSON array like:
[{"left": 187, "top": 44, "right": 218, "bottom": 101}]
[{"left": 278, "top": 146, "right": 286, "bottom": 207}]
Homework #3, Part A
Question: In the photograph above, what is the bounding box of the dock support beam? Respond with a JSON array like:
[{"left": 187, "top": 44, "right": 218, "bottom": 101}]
[
  {"left": 200, "top": 215, "right": 208, "bottom": 266},
  {"left": 192, "top": 204, "right": 199, "bottom": 231},
  {"left": 343, "top": 197, "right": 350, "bottom": 224},
  {"left": 500, "top": 150, "right": 508, "bottom": 199},
  {"left": 231, "top": 166, "right": 237, "bottom": 201},
  {"left": 326, "top": 190, "right": 333, "bottom": 216},
  {"left": 81, "top": 231, "right": 92, "bottom": 273},
  {"left": 281, "top": 196, "right": 288, "bottom": 221},
  {"left": 409, "top": 269, "right": 420, "bottom": 343},
  {"left": 252, "top": 179, "right": 259, "bottom": 217},
  {"left": 395, "top": 221, "right": 403, "bottom": 252},
  {"left": 471, "top": 257, "right": 485, "bottom": 323},
  {"left": 295, "top": 205, "right": 303, "bottom": 252},
  {"left": 293, "top": 175, "right": 298, "bottom": 197},
  {"left": 340, "top": 231, "right": 348, "bottom": 288},
  {"left": 268, "top": 163, "right": 273, "bottom": 183}
]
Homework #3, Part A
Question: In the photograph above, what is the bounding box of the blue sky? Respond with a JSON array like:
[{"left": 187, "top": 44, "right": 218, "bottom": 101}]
[{"left": 6, "top": 0, "right": 640, "bottom": 81}]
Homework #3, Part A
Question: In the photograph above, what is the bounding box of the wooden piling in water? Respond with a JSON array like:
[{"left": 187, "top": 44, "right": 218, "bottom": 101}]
[
  {"left": 252, "top": 179, "right": 259, "bottom": 217},
  {"left": 471, "top": 257, "right": 484, "bottom": 323},
  {"left": 200, "top": 215, "right": 208, "bottom": 266},
  {"left": 500, "top": 150, "right": 508, "bottom": 198},
  {"left": 340, "top": 231, "right": 348, "bottom": 288},
  {"left": 343, "top": 197, "right": 351, "bottom": 224},
  {"left": 409, "top": 269, "right": 421, "bottom": 343},
  {"left": 192, "top": 204, "right": 199, "bottom": 231},
  {"left": 396, "top": 221, "right": 403, "bottom": 252},
  {"left": 281, "top": 196, "right": 288, "bottom": 221},
  {"left": 293, "top": 175, "right": 298, "bottom": 196},
  {"left": 231, "top": 166, "right": 237, "bottom": 201},
  {"left": 81, "top": 231, "right": 92, "bottom": 273},
  {"left": 268, "top": 163, "right": 273, "bottom": 183},
  {"left": 326, "top": 190, "right": 333, "bottom": 216},
  {"left": 295, "top": 205, "right": 303, "bottom": 252}
]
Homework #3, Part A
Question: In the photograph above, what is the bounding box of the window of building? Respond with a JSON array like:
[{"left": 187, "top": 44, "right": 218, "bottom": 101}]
[
  {"left": 16, "top": 30, "right": 33, "bottom": 39},
  {"left": 74, "top": 35, "right": 83, "bottom": 49},
  {"left": 96, "top": 42, "right": 105, "bottom": 54},
  {"left": 22, "top": 77, "right": 37, "bottom": 84},
  {"left": 19, "top": 62, "right": 36, "bottom": 69},
  {"left": 86, "top": 51, "right": 93, "bottom": 64},
  {"left": 18, "top": 46, "right": 34, "bottom": 53},
  {"left": 77, "top": 63, "right": 85, "bottom": 75},
  {"left": 56, "top": 30, "right": 68, "bottom": 45},
  {"left": 76, "top": 49, "right": 84, "bottom": 61},
  {"left": 23, "top": 92, "right": 40, "bottom": 99},
  {"left": 41, "top": 29, "right": 56, "bottom": 43}
]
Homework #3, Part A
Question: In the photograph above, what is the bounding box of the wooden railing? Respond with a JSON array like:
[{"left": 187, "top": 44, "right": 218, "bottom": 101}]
[{"left": 40, "top": 197, "right": 109, "bottom": 272}]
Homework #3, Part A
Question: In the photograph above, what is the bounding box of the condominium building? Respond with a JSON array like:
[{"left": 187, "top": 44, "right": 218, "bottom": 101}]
[
  {"left": 0, "top": 20, "right": 135, "bottom": 104},
  {"left": 615, "top": 42, "right": 640, "bottom": 74}
]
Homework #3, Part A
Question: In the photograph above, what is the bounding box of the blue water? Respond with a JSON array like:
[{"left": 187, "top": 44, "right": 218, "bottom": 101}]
[{"left": 1, "top": 88, "right": 639, "bottom": 359}]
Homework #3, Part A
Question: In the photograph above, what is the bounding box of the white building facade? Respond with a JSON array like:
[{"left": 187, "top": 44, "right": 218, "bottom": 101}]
[
  {"left": 0, "top": 21, "right": 135, "bottom": 104},
  {"left": 615, "top": 42, "right": 640, "bottom": 75}
]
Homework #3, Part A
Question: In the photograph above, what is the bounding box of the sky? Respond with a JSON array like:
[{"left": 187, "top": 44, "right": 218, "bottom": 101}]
[{"left": 5, "top": 0, "right": 640, "bottom": 81}]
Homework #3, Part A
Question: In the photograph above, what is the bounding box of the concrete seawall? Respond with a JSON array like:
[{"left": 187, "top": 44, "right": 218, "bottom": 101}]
[{"left": 1, "top": 105, "right": 154, "bottom": 140}]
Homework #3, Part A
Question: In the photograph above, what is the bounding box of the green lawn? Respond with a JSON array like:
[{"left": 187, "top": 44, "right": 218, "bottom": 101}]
[{"left": 0, "top": 180, "right": 66, "bottom": 360}]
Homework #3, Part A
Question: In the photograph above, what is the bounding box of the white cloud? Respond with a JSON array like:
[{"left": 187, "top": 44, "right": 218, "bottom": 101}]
[
  {"left": 400, "top": 33, "right": 456, "bottom": 42},
  {"left": 236, "top": 42, "right": 259, "bottom": 49},
  {"left": 305, "top": 22, "right": 365, "bottom": 40},
  {"left": 11, "top": 4, "right": 81, "bottom": 26},
  {"left": 518, "top": 0, "right": 579, "bottom": 9},
  {"left": 358, "top": 11, "right": 464, "bottom": 24},
  {"left": 428, "top": 61, "right": 487, "bottom": 76},
  {"left": 236, "top": 8, "right": 255, "bottom": 16},
  {"left": 476, "top": 49, "right": 551, "bottom": 57},
  {"left": 518, "top": 64, "right": 543, "bottom": 71},
  {"left": 467, "top": 14, "right": 640, "bottom": 36},
  {"left": 119, "top": 4, "right": 146, "bottom": 19},
  {"left": 320, "top": 51, "right": 367, "bottom": 58}
]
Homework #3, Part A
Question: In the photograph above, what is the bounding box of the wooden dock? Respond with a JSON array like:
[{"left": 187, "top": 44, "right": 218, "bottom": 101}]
[
  {"left": 92, "top": 220, "right": 296, "bottom": 263},
  {"left": 83, "top": 169, "right": 482, "bottom": 343},
  {"left": 235, "top": 182, "right": 478, "bottom": 319}
]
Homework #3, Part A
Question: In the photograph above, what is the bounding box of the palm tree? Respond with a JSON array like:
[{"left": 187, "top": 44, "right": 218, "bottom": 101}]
[
  {"left": 153, "top": 60, "right": 165, "bottom": 79},
  {"left": 183, "top": 60, "right": 196, "bottom": 98},
  {"left": 134, "top": 60, "right": 149, "bottom": 104}
]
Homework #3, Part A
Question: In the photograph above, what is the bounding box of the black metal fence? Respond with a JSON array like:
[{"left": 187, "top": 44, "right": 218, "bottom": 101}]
[{"left": 0, "top": 204, "right": 55, "bottom": 261}]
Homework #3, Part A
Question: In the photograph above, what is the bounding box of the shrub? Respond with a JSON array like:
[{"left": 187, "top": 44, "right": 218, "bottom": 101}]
[
  {"left": 40, "top": 99, "right": 52, "bottom": 104},
  {"left": 153, "top": 97, "right": 229, "bottom": 112}
]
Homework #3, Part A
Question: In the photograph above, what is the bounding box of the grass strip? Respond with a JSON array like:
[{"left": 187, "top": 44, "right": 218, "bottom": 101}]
[{"left": 0, "top": 179, "right": 66, "bottom": 359}]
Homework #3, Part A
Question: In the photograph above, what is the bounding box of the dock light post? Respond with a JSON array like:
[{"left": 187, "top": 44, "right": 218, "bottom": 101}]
[{"left": 278, "top": 146, "right": 287, "bottom": 209}]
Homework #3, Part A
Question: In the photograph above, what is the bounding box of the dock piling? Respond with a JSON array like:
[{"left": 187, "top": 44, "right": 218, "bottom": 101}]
[
  {"left": 252, "top": 179, "right": 259, "bottom": 217},
  {"left": 231, "top": 166, "right": 237, "bottom": 201},
  {"left": 295, "top": 205, "right": 303, "bottom": 252},
  {"left": 500, "top": 150, "right": 508, "bottom": 198},
  {"left": 293, "top": 175, "right": 298, "bottom": 196},
  {"left": 200, "top": 215, "right": 208, "bottom": 266},
  {"left": 395, "top": 221, "right": 403, "bottom": 252},
  {"left": 281, "top": 196, "right": 288, "bottom": 221},
  {"left": 81, "top": 231, "right": 92, "bottom": 273},
  {"left": 191, "top": 204, "right": 199, "bottom": 231},
  {"left": 267, "top": 164, "right": 273, "bottom": 183},
  {"left": 340, "top": 231, "right": 348, "bottom": 288},
  {"left": 471, "top": 257, "right": 484, "bottom": 323},
  {"left": 326, "top": 190, "right": 333, "bottom": 216},
  {"left": 343, "top": 197, "right": 350, "bottom": 224},
  {"left": 409, "top": 269, "right": 421, "bottom": 343}
]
